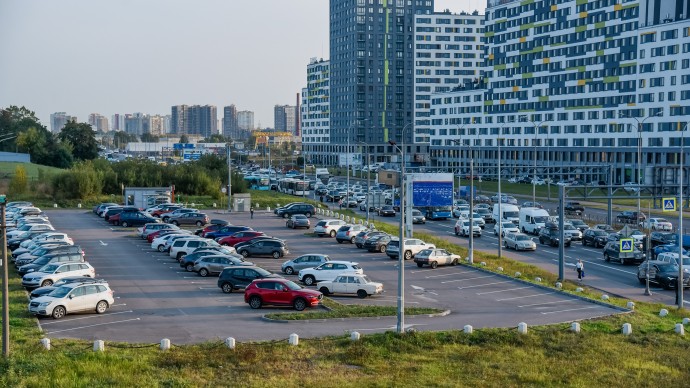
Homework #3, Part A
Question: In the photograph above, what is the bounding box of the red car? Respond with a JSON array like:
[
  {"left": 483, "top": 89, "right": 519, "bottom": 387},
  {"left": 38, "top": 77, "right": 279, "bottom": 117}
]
[
  {"left": 244, "top": 278, "right": 322, "bottom": 311},
  {"left": 217, "top": 231, "right": 266, "bottom": 246},
  {"left": 108, "top": 213, "right": 121, "bottom": 225},
  {"left": 150, "top": 205, "right": 182, "bottom": 218},
  {"left": 200, "top": 224, "right": 230, "bottom": 237}
]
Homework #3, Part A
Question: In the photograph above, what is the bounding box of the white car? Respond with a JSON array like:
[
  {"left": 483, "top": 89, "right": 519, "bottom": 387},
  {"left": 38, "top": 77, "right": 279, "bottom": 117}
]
[
  {"left": 298, "top": 261, "right": 363, "bottom": 286},
  {"left": 317, "top": 274, "right": 382, "bottom": 298},
  {"left": 562, "top": 223, "right": 583, "bottom": 241},
  {"left": 169, "top": 238, "right": 220, "bottom": 259},
  {"left": 455, "top": 220, "right": 482, "bottom": 237},
  {"left": 313, "top": 219, "right": 347, "bottom": 237},
  {"left": 503, "top": 232, "right": 537, "bottom": 251},
  {"left": 494, "top": 222, "right": 519, "bottom": 237},
  {"left": 28, "top": 282, "right": 114, "bottom": 319},
  {"left": 7, "top": 223, "right": 54, "bottom": 239},
  {"left": 385, "top": 238, "right": 437, "bottom": 260},
  {"left": 150, "top": 232, "right": 193, "bottom": 252},
  {"left": 640, "top": 218, "right": 673, "bottom": 231},
  {"left": 452, "top": 205, "right": 470, "bottom": 218},
  {"left": 22, "top": 262, "right": 95, "bottom": 289}
]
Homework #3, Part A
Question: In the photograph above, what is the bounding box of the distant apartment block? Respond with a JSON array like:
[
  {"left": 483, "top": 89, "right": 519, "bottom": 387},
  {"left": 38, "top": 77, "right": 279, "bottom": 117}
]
[
  {"left": 170, "top": 104, "right": 217, "bottom": 137},
  {"left": 111, "top": 113, "right": 124, "bottom": 131},
  {"left": 50, "top": 112, "right": 77, "bottom": 132},
  {"left": 237, "top": 111, "right": 254, "bottom": 131},
  {"left": 223, "top": 105, "right": 238, "bottom": 139},
  {"left": 274, "top": 104, "right": 298, "bottom": 134},
  {"left": 88, "top": 113, "right": 109, "bottom": 132},
  {"left": 301, "top": 58, "right": 330, "bottom": 164}
]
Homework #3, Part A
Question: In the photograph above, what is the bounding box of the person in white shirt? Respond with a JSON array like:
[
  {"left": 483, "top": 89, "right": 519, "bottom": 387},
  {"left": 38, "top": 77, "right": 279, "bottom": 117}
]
[{"left": 576, "top": 259, "right": 584, "bottom": 281}]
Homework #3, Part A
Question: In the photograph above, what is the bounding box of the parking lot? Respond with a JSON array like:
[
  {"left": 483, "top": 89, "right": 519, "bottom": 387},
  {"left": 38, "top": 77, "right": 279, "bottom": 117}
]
[{"left": 34, "top": 209, "right": 624, "bottom": 343}]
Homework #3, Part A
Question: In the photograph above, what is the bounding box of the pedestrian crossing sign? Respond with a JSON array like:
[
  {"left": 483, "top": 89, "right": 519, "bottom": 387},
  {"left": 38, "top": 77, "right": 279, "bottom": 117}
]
[
  {"left": 662, "top": 197, "right": 677, "bottom": 212},
  {"left": 620, "top": 238, "right": 634, "bottom": 252}
]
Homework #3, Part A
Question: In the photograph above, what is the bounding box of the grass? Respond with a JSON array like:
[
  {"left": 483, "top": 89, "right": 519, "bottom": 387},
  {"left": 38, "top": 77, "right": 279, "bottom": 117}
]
[
  {"left": 0, "top": 161, "right": 64, "bottom": 180},
  {"left": 264, "top": 297, "right": 443, "bottom": 320}
]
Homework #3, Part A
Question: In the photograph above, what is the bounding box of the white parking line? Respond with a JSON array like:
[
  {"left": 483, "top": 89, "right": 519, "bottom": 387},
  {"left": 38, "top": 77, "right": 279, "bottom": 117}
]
[
  {"left": 198, "top": 287, "right": 217, "bottom": 290},
  {"left": 476, "top": 286, "right": 532, "bottom": 295},
  {"left": 518, "top": 300, "right": 575, "bottom": 308},
  {"left": 424, "top": 272, "right": 465, "bottom": 279},
  {"left": 441, "top": 275, "right": 494, "bottom": 284},
  {"left": 496, "top": 292, "right": 554, "bottom": 301},
  {"left": 39, "top": 310, "right": 134, "bottom": 325},
  {"left": 540, "top": 306, "right": 600, "bottom": 315},
  {"left": 46, "top": 318, "right": 142, "bottom": 334},
  {"left": 458, "top": 280, "right": 512, "bottom": 290}
]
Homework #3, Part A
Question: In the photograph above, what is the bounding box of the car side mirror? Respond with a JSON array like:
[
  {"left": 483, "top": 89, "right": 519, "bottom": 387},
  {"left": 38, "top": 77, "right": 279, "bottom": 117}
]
[
  {"left": 69, "top": 295, "right": 74, "bottom": 299},
  {"left": 283, "top": 287, "right": 289, "bottom": 292}
]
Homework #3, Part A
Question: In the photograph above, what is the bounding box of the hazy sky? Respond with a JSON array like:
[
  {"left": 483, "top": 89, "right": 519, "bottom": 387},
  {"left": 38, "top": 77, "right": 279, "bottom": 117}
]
[{"left": 0, "top": 0, "right": 486, "bottom": 130}]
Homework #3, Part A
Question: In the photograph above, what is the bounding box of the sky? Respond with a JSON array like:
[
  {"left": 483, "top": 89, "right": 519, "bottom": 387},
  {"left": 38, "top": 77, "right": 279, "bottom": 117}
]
[{"left": 0, "top": 0, "right": 487, "bottom": 130}]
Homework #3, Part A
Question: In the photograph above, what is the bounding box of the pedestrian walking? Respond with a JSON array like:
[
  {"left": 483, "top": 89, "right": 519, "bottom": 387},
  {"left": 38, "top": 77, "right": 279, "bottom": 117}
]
[
  {"left": 576, "top": 259, "right": 584, "bottom": 281},
  {"left": 250, "top": 207, "right": 255, "bottom": 219}
]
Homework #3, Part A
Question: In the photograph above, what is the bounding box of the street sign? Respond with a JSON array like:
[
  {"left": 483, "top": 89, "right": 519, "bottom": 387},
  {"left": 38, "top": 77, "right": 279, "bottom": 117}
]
[
  {"left": 662, "top": 197, "right": 676, "bottom": 212},
  {"left": 620, "top": 238, "right": 634, "bottom": 252}
]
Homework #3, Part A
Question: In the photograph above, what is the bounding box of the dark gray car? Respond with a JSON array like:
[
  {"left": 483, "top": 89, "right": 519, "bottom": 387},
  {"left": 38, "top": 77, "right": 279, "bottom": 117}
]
[
  {"left": 281, "top": 254, "right": 330, "bottom": 275},
  {"left": 236, "top": 240, "right": 289, "bottom": 259},
  {"left": 217, "top": 266, "right": 281, "bottom": 293},
  {"left": 192, "top": 255, "right": 253, "bottom": 277}
]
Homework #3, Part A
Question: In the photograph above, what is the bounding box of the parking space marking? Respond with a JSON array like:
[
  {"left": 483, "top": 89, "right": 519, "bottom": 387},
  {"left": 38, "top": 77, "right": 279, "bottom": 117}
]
[
  {"left": 198, "top": 287, "right": 217, "bottom": 290},
  {"left": 39, "top": 310, "right": 134, "bottom": 325},
  {"left": 496, "top": 292, "right": 554, "bottom": 301},
  {"left": 518, "top": 300, "right": 575, "bottom": 308},
  {"left": 424, "top": 271, "right": 466, "bottom": 279},
  {"left": 540, "top": 306, "right": 600, "bottom": 315},
  {"left": 441, "top": 275, "right": 495, "bottom": 284},
  {"left": 45, "top": 317, "right": 142, "bottom": 334},
  {"left": 476, "top": 286, "right": 532, "bottom": 295},
  {"left": 457, "top": 280, "right": 512, "bottom": 290}
]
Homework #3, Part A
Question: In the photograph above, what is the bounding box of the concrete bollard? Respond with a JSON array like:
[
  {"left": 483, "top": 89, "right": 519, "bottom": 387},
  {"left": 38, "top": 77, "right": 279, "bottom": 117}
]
[
  {"left": 53, "top": 203, "right": 58, "bottom": 208},
  {"left": 514, "top": 271, "right": 522, "bottom": 277},
  {"left": 350, "top": 332, "right": 361, "bottom": 341},
  {"left": 517, "top": 322, "right": 528, "bottom": 334},
  {"left": 93, "top": 340, "right": 105, "bottom": 352},
  {"left": 627, "top": 301, "right": 635, "bottom": 310},
  {"left": 340, "top": 214, "right": 345, "bottom": 220},
  {"left": 575, "top": 287, "right": 584, "bottom": 292},
  {"left": 601, "top": 294, "right": 609, "bottom": 301},
  {"left": 535, "top": 277, "right": 542, "bottom": 282},
  {"left": 571, "top": 322, "right": 581, "bottom": 333},
  {"left": 660, "top": 309, "right": 669, "bottom": 317},
  {"left": 683, "top": 318, "right": 690, "bottom": 325},
  {"left": 267, "top": 206, "right": 271, "bottom": 212},
  {"left": 622, "top": 323, "right": 632, "bottom": 336},
  {"left": 480, "top": 262, "right": 486, "bottom": 266},
  {"left": 213, "top": 203, "right": 217, "bottom": 208},
  {"left": 289, "top": 333, "right": 299, "bottom": 346},
  {"left": 77, "top": 203, "right": 82, "bottom": 208},
  {"left": 497, "top": 267, "right": 503, "bottom": 272},
  {"left": 675, "top": 324, "right": 685, "bottom": 336},
  {"left": 160, "top": 338, "right": 171, "bottom": 351},
  {"left": 225, "top": 337, "right": 236, "bottom": 349},
  {"left": 464, "top": 325, "right": 473, "bottom": 334},
  {"left": 345, "top": 216, "right": 350, "bottom": 223},
  {"left": 555, "top": 282, "right": 562, "bottom": 289},
  {"left": 40, "top": 338, "right": 51, "bottom": 350}
]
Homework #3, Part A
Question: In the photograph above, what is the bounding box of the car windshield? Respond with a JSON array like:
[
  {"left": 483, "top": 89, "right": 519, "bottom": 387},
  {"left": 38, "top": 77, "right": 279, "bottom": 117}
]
[
  {"left": 418, "top": 249, "right": 432, "bottom": 256},
  {"left": 47, "top": 286, "right": 72, "bottom": 298},
  {"left": 502, "top": 223, "right": 514, "bottom": 228},
  {"left": 516, "top": 235, "right": 531, "bottom": 241},
  {"left": 39, "top": 263, "right": 60, "bottom": 273},
  {"left": 656, "top": 218, "right": 669, "bottom": 223},
  {"left": 284, "top": 280, "right": 302, "bottom": 290},
  {"left": 533, "top": 216, "right": 548, "bottom": 223},
  {"left": 504, "top": 211, "right": 519, "bottom": 218},
  {"left": 593, "top": 230, "right": 608, "bottom": 236},
  {"left": 360, "top": 275, "right": 372, "bottom": 284}
]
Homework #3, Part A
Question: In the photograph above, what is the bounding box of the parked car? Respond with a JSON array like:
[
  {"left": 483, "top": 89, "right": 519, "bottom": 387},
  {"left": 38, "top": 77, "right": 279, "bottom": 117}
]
[
  {"left": 314, "top": 219, "right": 347, "bottom": 237},
  {"left": 205, "top": 225, "right": 254, "bottom": 240},
  {"left": 17, "top": 252, "right": 85, "bottom": 276},
  {"left": 640, "top": 218, "right": 673, "bottom": 231},
  {"left": 281, "top": 254, "right": 330, "bottom": 275},
  {"left": 245, "top": 278, "right": 322, "bottom": 311},
  {"left": 117, "top": 212, "right": 159, "bottom": 227},
  {"left": 503, "top": 232, "right": 537, "bottom": 251},
  {"left": 233, "top": 236, "right": 284, "bottom": 251},
  {"left": 560, "top": 202, "right": 585, "bottom": 215},
  {"left": 139, "top": 223, "right": 178, "bottom": 239},
  {"left": 378, "top": 205, "right": 396, "bottom": 217},
  {"left": 538, "top": 227, "right": 571, "bottom": 247},
  {"left": 636, "top": 260, "right": 690, "bottom": 289},
  {"left": 22, "top": 262, "right": 95, "bottom": 289},
  {"left": 335, "top": 224, "right": 368, "bottom": 244},
  {"left": 317, "top": 274, "right": 383, "bottom": 298},
  {"left": 160, "top": 208, "right": 198, "bottom": 223},
  {"left": 218, "top": 266, "right": 281, "bottom": 293},
  {"left": 194, "top": 219, "right": 229, "bottom": 236},
  {"left": 276, "top": 203, "right": 316, "bottom": 218},
  {"left": 650, "top": 231, "right": 678, "bottom": 247},
  {"left": 286, "top": 214, "right": 310, "bottom": 229},
  {"left": 29, "top": 277, "right": 107, "bottom": 300},
  {"left": 217, "top": 231, "right": 266, "bottom": 247},
  {"left": 180, "top": 251, "right": 239, "bottom": 271},
  {"left": 298, "top": 261, "right": 363, "bottom": 286},
  {"left": 167, "top": 212, "right": 209, "bottom": 227},
  {"left": 521, "top": 201, "right": 543, "bottom": 209},
  {"left": 385, "top": 238, "right": 436, "bottom": 260},
  {"left": 169, "top": 238, "right": 220, "bottom": 260},
  {"left": 603, "top": 241, "right": 645, "bottom": 265},
  {"left": 192, "top": 255, "right": 253, "bottom": 277},
  {"left": 28, "top": 282, "right": 114, "bottom": 319},
  {"left": 413, "top": 248, "right": 461, "bottom": 269},
  {"left": 653, "top": 244, "right": 688, "bottom": 259},
  {"left": 593, "top": 224, "right": 615, "bottom": 233},
  {"left": 236, "top": 239, "right": 289, "bottom": 259},
  {"left": 354, "top": 230, "right": 386, "bottom": 248},
  {"left": 582, "top": 229, "right": 609, "bottom": 248},
  {"left": 363, "top": 234, "right": 393, "bottom": 253}
]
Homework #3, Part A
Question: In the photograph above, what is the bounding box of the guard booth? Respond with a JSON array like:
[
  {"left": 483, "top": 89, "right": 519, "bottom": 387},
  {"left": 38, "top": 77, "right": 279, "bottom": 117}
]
[{"left": 233, "top": 193, "right": 251, "bottom": 212}]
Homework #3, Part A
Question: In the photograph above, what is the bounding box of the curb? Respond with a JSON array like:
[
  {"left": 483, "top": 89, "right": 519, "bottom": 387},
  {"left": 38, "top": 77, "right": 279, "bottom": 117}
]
[{"left": 261, "top": 309, "right": 451, "bottom": 324}]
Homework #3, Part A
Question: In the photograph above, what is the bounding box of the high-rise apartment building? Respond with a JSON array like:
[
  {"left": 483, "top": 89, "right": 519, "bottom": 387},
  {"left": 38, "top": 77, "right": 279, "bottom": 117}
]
[
  {"left": 50, "top": 112, "right": 77, "bottom": 132},
  {"left": 88, "top": 113, "right": 110, "bottom": 132},
  {"left": 274, "top": 105, "right": 298, "bottom": 134},
  {"left": 223, "top": 105, "right": 238, "bottom": 139},
  {"left": 329, "top": 0, "right": 433, "bottom": 165},
  {"left": 124, "top": 113, "right": 149, "bottom": 136},
  {"left": 111, "top": 114, "right": 124, "bottom": 131},
  {"left": 171, "top": 105, "right": 188, "bottom": 135},
  {"left": 237, "top": 111, "right": 255, "bottom": 131},
  {"left": 170, "top": 104, "right": 217, "bottom": 137},
  {"left": 301, "top": 58, "right": 331, "bottom": 164}
]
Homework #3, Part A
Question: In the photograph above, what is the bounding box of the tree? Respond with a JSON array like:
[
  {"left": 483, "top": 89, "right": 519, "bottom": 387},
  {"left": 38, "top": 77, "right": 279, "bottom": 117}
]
[
  {"left": 179, "top": 134, "right": 189, "bottom": 144},
  {"left": 140, "top": 132, "right": 159, "bottom": 143},
  {"left": 113, "top": 131, "right": 138, "bottom": 150},
  {"left": 0, "top": 105, "right": 46, "bottom": 152},
  {"left": 58, "top": 122, "right": 99, "bottom": 160},
  {"left": 8, "top": 165, "right": 28, "bottom": 195},
  {"left": 16, "top": 126, "right": 47, "bottom": 159},
  {"left": 204, "top": 134, "right": 227, "bottom": 143}
]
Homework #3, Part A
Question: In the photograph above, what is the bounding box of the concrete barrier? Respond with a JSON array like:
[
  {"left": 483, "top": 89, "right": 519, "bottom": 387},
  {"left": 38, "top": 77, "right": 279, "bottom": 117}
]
[
  {"left": 225, "top": 337, "right": 236, "bottom": 349},
  {"left": 517, "top": 322, "right": 528, "bottom": 334},
  {"left": 350, "top": 332, "right": 361, "bottom": 341},
  {"left": 93, "top": 340, "right": 105, "bottom": 352},
  {"left": 622, "top": 323, "right": 632, "bottom": 336},
  {"left": 289, "top": 333, "right": 299, "bottom": 346},
  {"left": 160, "top": 338, "right": 171, "bottom": 351},
  {"left": 660, "top": 309, "right": 669, "bottom": 317},
  {"left": 464, "top": 325, "right": 473, "bottom": 334},
  {"left": 571, "top": 322, "right": 580, "bottom": 333},
  {"left": 40, "top": 338, "right": 51, "bottom": 350},
  {"left": 675, "top": 324, "right": 685, "bottom": 336}
]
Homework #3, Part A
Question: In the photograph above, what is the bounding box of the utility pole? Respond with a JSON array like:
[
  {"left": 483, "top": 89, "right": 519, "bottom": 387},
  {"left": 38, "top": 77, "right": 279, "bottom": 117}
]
[
  {"left": 227, "top": 143, "right": 232, "bottom": 213},
  {"left": 1, "top": 195, "right": 8, "bottom": 357}
]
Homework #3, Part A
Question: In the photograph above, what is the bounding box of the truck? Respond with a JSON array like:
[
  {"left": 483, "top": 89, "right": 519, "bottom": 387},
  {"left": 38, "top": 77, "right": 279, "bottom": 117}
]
[
  {"left": 124, "top": 187, "right": 172, "bottom": 210},
  {"left": 519, "top": 207, "right": 550, "bottom": 235},
  {"left": 315, "top": 168, "right": 331, "bottom": 183},
  {"left": 360, "top": 192, "right": 387, "bottom": 213},
  {"left": 492, "top": 204, "right": 520, "bottom": 225}
]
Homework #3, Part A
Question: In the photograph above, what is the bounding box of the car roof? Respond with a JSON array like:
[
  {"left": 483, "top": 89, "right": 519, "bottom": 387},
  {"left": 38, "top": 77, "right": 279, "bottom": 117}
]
[{"left": 322, "top": 260, "right": 358, "bottom": 265}]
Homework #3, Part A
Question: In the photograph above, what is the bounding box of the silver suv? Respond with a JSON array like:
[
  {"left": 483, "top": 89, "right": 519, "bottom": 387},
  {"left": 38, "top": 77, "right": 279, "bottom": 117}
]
[{"left": 314, "top": 219, "right": 347, "bottom": 237}]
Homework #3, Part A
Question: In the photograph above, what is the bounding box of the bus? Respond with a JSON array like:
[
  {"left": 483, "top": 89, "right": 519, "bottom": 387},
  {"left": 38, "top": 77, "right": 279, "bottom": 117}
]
[
  {"left": 418, "top": 206, "right": 453, "bottom": 220},
  {"left": 278, "top": 178, "right": 310, "bottom": 196},
  {"left": 245, "top": 175, "right": 271, "bottom": 190}
]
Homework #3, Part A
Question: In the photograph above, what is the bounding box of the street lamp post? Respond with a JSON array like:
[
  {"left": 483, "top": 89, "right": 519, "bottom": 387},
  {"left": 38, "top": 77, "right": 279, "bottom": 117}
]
[
  {"left": 389, "top": 139, "right": 406, "bottom": 334},
  {"left": 357, "top": 141, "right": 371, "bottom": 223},
  {"left": 227, "top": 143, "right": 232, "bottom": 213},
  {"left": 527, "top": 118, "right": 550, "bottom": 206},
  {"left": 678, "top": 122, "right": 688, "bottom": 308}
]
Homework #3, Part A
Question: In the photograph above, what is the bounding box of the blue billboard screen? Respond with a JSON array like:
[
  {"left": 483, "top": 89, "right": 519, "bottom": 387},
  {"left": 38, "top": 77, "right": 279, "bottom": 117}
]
[{"left": 412, "top": 181, "right": 454, "bottom": 207}]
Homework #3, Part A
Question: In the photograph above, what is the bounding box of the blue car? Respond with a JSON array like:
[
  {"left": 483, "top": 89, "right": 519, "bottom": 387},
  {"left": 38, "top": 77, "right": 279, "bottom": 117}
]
[{"left": 204, "top": 225, "right": 253, "bottom": 240}]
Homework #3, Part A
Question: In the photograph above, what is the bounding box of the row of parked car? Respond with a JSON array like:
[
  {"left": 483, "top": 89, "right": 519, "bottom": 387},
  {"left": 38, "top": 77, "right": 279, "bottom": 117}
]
[{"left": 2, "top": 202, "right": 116, "bottom": 320}]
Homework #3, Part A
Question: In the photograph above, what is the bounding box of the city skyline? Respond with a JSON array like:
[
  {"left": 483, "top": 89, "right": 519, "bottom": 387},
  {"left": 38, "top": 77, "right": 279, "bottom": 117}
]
[{"left": 0, "top": 0, "right": 486, "bottom": 131}]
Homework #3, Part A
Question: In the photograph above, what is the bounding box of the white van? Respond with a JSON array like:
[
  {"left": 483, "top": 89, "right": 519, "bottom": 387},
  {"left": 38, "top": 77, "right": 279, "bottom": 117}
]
[
  {"left": 655, "top": 252, "right": 690, "bottom": 270},
  {"left": 492, "top": 204, "right": 520, "bottom": 224},
  {"left": 519, "top": 207, "right": 551, "bottom": 235},
  {"left": 315, "top": 168, "right": 331, "bottom": 178}
]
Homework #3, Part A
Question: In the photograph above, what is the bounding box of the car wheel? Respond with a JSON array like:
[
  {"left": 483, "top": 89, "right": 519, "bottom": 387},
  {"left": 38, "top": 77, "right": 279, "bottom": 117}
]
[
  {"left": 380, "top": 245, "right": 387, "bottom": 253},
  {"left": 305, "top": 212, "right": 312, "bottom": 218},
  {"left": 172, "top": 221, "right": 179, "bottom": 226},
  {"left": 121, "top": 221, "right": 129, "bottom": 227},
  {"left": 416, "top": 263, "right": 423, "bottom": 268},
  {"left": 199, "top": 268, "right": 210, "bottom": 277},
  {"left": 504, "top": 241, "right": 509, "bottom": 249},
  {"left": 41, "top": 279, "right": 53, "bottom": 287},
  {"left": 582, "top": 239, "right": 588, "bottom": 246},
  {"left": 430, "top": 261, "right": 438, "bottom": 269},
  {"left": 284, "top": 267, "right": 294, "bottom": 275},
  {"left": 604, "top": 254, "right": 610, "bottom": 262},
  {"left": 292, "top": 225, "right": 297, "bottom": 229},
  {"left": 303, "top": 276, "right": 315, "bottom": 286},
  {"left": 221, "top": 283, "right": 234, "bottom": 293},
  {"left": 350, "top": 237, "right": 356, "bottom": 244},
  {"left": 293, "top": 298, "right": 307, "bottom": 311},
  {"left": 283, "top": 213, "right": 290, "bottom": 219},
  {"left": 248, "top": 295, "right": 262, "bottom": 309},
  {"left": 196, "top": 221, "right": 203, "bottom": 227},
  {"left": 185, "top": 263, "right": 194, "bottom": 272},
  {"left": 404, "top": 251, "right": 412, "bottom": 260},
  {"left": 319, "top": 287, "right": 330, "bottom": 295},
  {"left": 539, "top": 238, "right": 545, "bottom": 245},
  {"left": 176, "top": 252, "right": 184, "bottom": 260},
  {"left": 272, "top": 251, "right": 281, "bottom": 259},
  {"left": 455, "top": 229, "right": 459, "bottom": 236},
  {"left": 157, "top": 245, "right": 166, "bottom": 252},
  {"left": 239, "top": 250, "right": 249, "bottom": 258},
  {"left": 51, "top": 305, "right": 66, "bottom": 319},
  {"left": 451, "top": 259, "right": 458, "bottom": 266},
  {"left": 356, "top": 289, "right": 368, "bottom": 299},
  {"left": 95, "top": 300, "right": 109, "bottom": 314},
  {"left": 330, "top": 230, "right": 336, "bottom": 237}
]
